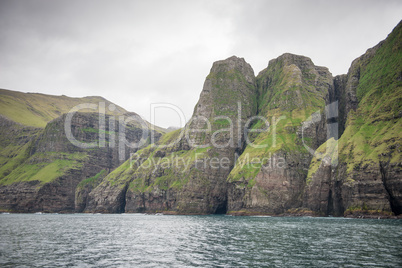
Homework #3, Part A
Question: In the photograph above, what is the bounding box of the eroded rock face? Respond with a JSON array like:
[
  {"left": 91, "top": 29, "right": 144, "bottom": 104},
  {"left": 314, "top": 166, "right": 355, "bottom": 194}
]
[
  {"left": 380, "top": 161, "right": 402, "bottom": 215},
  {"left": 0, "top": 112, "right": 158, "bottom": 212},
  {"left": 304, "top": 158, "right": 398, "bottom": 217},
  {"left": 228, "top": 152, "right": 310, "bottom": 214},
  {"left": 85, "top": 181, "right": 129, "bottom": 213},
  {"left": 303, "top": 156, "right": 344, "bottom": 216}
]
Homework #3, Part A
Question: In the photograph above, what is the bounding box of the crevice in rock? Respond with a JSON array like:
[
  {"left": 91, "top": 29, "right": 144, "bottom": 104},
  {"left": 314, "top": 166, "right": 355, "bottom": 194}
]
[
  {"left": 332, "top": 75, "right": 347, "bottom": 137},
  {"left": 136, "top": 193, "right": 146, "bottom": 213},
  {"left": 326, "top": 189, "right": 334, "bottom": 216},
  {"left": 214, "top": 198, "right": 228, "bottom": 214},
  {"left": 117, "top": 185, "right": 127, "bottom": 213},
  {"left": 380, "top": 161, "right": 401, "bottom": 215},
  {"left": 333, "top": 180, "right": 345, "bottom": 217}
]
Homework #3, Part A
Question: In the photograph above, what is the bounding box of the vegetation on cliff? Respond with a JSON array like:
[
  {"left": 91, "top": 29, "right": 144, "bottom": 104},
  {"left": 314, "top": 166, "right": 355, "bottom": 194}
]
[
  {"left": 86, "top": 56, "right": 258, "bottom": 214},
  {"left": 0, "top": 92, "right": 163, "bottom": 212},
  {"left": 306, "top": 21, "right": 401, "bottom": 216}
]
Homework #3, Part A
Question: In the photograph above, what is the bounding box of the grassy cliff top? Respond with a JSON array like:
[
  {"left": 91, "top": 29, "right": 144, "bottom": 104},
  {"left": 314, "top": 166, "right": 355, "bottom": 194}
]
[{"left": 0, "top": 88, "right": 129, "bottom": 128}]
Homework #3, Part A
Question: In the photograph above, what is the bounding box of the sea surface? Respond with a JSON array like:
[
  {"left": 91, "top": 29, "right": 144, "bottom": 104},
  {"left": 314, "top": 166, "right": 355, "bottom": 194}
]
[{"left": 0, "top": 214, "right": 401, "bottom": 267}]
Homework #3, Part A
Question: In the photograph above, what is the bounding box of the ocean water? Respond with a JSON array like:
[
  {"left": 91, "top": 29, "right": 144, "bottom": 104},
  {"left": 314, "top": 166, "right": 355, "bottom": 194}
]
[{"left": 0, "top": 214, "right": 401, "bottom": 267}]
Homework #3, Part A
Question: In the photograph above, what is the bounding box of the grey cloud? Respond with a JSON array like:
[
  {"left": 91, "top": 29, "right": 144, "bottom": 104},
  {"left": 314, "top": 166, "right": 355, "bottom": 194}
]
[
  {"left": 229, "top": 0, "right": 402, "bottom": 75},
  {"left": 0, "top": 0, "right": 401, "bottom": 128}
]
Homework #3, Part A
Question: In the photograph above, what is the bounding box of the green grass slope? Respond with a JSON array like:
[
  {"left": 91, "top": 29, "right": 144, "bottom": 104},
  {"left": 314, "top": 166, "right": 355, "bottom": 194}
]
[
  {"left": 0, "top": 88, "right": 128, "bottom": 128},
  {"left": 0, "top": 88, "right": 166, "bottom": 186},
  {"left": 340, "top": 21, "right": 402, "bottom": 172}
]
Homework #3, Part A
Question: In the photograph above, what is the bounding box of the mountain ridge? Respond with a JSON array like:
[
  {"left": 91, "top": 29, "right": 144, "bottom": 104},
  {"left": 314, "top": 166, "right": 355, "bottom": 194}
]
[{"left": 0, "top": 88, "right": 135, "bottom": 128}]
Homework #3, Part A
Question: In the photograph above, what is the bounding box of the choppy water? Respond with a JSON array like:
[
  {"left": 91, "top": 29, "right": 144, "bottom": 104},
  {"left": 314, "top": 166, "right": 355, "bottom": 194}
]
[{"left": 0, "top": 214, "right": 401, "bottom": 267}]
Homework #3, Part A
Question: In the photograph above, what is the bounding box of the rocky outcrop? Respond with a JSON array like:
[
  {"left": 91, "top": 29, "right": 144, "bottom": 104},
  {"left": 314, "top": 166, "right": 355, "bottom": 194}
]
[
  {"left": 227, "top": 53, "right": 333, "bottom": 215},
  {"left": 86, "top": 56, "right": 258, "bottom": 214}
]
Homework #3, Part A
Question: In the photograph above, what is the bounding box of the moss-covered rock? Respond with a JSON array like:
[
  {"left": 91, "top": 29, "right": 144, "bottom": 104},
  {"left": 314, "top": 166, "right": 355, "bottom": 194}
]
[
  {"left": 227, "top": 53, "right": 333, "bottom": 215},
  {"left": 304, "top": 21, "right": 402, "bottom": 217}
]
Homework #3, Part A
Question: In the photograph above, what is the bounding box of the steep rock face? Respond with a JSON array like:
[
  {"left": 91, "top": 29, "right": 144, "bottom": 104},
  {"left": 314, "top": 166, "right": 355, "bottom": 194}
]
[
  {"left": 75, "top": 169, "right": 107, "bottom": 212},
  {"left": 124, "top": 56, "right": 256, "bottom": 214},
  {"left": 380, "top": 161, "right": 402, "bottom": 215},
  {"left": 0, "top": 115, "right": 41, "bottom": 180},
  {"left": 84, "top": 160, "right": 134, "bottom": 213},
  {"left": 303, "top": 139, "right": 344, "bottom": 216},
  {"left": 0, "top": 116, "right": 41, "bottom": 212},
  {"left": 0, "top": 112, "right": 158, "bottom": 212},
  {"left": 88, "top": 56, "right": 257, "bottom": 214},
  {"left": 332, "top": 74, "right": 347, "bottom": 136},
  {"left": 332, "top": 42, "right": 382, "bottom": 136},
  {"left": 304, "top": 21, "right": 402, "bottom": 217},
  {"left": 304, "top": 156, "right": 333, "bottom": 215},
  {"left": 167, "top": 56, "right": 257, "bottom": 214},
  {"left": 71, "top": 112, "right": 162, "bottom": 212},
  {"left": 227, "top": 53, "right": 333, "bottom": 215}
]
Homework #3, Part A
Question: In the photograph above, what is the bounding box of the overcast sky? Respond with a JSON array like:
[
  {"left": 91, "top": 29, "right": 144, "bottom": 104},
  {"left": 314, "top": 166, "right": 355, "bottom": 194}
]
[{"left": 0, "top": 0, "right": 401, "bottom": 128}]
